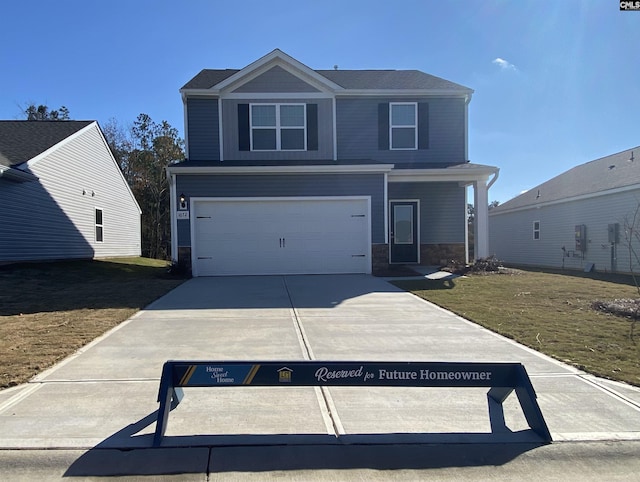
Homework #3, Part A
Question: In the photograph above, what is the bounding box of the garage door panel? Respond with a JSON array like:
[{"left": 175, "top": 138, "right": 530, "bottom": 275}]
[{"left": 193, "top": 198, "right": 370, "bottom": 276}]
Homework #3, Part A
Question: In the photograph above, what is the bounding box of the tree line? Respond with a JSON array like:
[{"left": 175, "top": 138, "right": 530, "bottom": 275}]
[{"left": 23, "top": 104, "right": 184, "bottom": 260}]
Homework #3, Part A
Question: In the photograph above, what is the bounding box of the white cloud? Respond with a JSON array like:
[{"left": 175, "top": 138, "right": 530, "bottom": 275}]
[{"left": 492, "top": 58, "right": 517, "bottom": 71}]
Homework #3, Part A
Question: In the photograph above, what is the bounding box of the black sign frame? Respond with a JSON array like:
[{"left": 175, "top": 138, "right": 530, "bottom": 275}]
[{"left": 153, "top": 360, "right": 551, "bottom": 446}]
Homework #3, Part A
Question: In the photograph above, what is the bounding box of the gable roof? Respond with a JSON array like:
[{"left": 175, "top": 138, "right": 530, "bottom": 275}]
[
  {"left": 181, "top": 49, "right": 472, "bottom": 94},
  {"left": 491, "top": 146, "right": 640, "bottom": 214},
  {"left": 183, "top": 68, "right": 471, "bottom": 93},
  {"left": 181, "top": 69, "right": 239, "bottom": 90},
  {"left": 0, "top": 121, "right": 93, "bottom": 168}
]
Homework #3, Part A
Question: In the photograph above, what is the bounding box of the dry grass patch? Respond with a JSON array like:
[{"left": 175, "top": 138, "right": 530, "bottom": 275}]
[
  {"left": 0, "top": 258, "right": 186, "bottom": 389},
  {"left": 393, "top": 269, "right": 640, "bottom": 387}
]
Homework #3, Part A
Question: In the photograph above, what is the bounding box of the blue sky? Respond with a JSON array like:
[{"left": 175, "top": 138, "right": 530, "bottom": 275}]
[{"left": 1, "top": 0, "right": 638, "bottom": 203}]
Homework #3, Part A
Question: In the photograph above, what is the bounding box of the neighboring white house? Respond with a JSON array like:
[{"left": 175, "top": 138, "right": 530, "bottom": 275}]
[
  {"left": 489, "top": 146, "right": 640, "bottom": 273},
  {"left": 0, "top": 121, "right": 142, "bottom": 262}
]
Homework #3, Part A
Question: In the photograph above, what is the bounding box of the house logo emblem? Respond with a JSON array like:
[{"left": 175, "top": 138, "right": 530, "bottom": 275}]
[{"left": 277, "top": 367, "right": 293, "bottom": 383}]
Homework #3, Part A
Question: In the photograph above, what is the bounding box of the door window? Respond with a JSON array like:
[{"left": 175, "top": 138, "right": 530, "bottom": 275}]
[{"left": 394, "top": 205, "right": 413, "bottom": 244}]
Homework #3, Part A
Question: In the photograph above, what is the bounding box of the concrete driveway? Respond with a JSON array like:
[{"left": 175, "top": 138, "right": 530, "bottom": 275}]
[{"left": 1, "top": 274, "right": 640, "bottom": 480}]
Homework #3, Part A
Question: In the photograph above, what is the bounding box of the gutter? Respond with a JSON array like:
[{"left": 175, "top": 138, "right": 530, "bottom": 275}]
[{"left": 0, "top": 165, "right": 37, "bottom": 182}]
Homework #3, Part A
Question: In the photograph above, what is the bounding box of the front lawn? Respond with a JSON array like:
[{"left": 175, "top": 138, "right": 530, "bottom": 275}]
[
  {"left": 393, "top": 269, "right": 640, "bottom": 386},
  {"left": 0, "top": 258, "right": 186, "bottom": 389}
]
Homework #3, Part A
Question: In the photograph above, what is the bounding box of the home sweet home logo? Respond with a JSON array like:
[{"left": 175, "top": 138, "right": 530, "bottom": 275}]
[{"left": 620, "top": 1, "right": 640, "bottom": 10}]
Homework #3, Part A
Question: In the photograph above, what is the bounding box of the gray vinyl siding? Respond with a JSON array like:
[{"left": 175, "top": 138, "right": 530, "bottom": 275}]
[
  {"left": 389, "top": 182, "right": 466, "bottom": 243},
  {"left": 0, "top": 124, "right": 141, "bottom": 262},
  {"left": 222, "top": 98, "right": 333, "bottom": 161},
  {"left": 489, "top": 189, "right": 640, "bottom": 273},
  {"left": 186, "top": 97, "right": 219, "bottom": 161},
  {"left": 232, "top": 66, "right": 321, "bottom": 93},
  {"left": 336, "top": 97, "right": 466, "bottom": 164},
  {"left": 176, "top": 173, "right": 385, "bottom": 246}
]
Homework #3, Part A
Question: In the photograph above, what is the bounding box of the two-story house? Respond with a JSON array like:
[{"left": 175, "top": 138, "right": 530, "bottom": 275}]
[{"left": 167, "top": 49, "right": 498, "bottom": 276}]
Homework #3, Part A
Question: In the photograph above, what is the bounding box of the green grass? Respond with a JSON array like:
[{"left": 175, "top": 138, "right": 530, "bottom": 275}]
[
  {"left": 0, "top": 258, "right": 186, "bottom": 388},
  {"left": 393, "top": 269, "right": 640, "bottom": 387}
]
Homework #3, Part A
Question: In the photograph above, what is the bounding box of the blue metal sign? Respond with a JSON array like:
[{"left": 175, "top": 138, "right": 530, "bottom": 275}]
[{"left": 168, "top": 361, "right": 519, "bottom": 388}]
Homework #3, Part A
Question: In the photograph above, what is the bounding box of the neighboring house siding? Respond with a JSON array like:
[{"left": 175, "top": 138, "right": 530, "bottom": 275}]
[
  {"left": 221, "top": 98, "right": 333, "bottom": 161},
  {"left": 232, "top": 65, "right": 321, "bottom": 93},
  {"left": 0, "top": 124, "right": 141, "bottom": 262},
  {"left": 489, "top": 189, "right": 640, "bottom": 273},
  {"left": 389, "top": 182, "right": 466, "bottom": 243},
  {"left": 187, "top": 97, "right": 220, "bottom": 161},
  {"left": 176, "top": 173, "right": 385, "bottom": 245},
  {"left": 336, "top": 97, "right": 466, "bottom": 164}
]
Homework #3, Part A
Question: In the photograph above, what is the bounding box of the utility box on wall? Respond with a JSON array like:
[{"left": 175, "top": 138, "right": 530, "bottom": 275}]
[
  {"left": 575, "top": 224, "right": 587, "bottom": 252},
  {"left": 608, "top": 223, "right": 619, "bottom": 244}
]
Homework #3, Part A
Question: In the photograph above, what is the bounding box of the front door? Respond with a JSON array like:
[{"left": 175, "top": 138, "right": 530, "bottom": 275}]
[{"left": 389, "top": 200, "right": 419, "bottom": 263}]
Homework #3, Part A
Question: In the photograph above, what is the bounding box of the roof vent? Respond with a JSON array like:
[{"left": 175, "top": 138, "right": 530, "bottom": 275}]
[
  {"left": 609, "top": 164, "right": 616, "bottom": 170},
  {"left": 629, "top": 151, "right": 635, "bottom": 162}
]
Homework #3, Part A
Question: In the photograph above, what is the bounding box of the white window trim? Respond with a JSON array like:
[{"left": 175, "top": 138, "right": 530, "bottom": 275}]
[
  {"left": 95, "top": 207, "right": 104, "bottom": 243},
  {"left": 250, "top": 103, "right": 307, "bottom": 151},
  {"left": 389, "top": 102, "right": 418, "bottom": 150},
  {"left": 533, "top": 220, "right": 540, "bottom": 240}
]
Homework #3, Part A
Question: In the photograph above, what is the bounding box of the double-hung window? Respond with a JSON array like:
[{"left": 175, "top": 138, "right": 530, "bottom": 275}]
[
  {"left": 251, "top": 104, "right": 306, "bottom": 151},
  {"left": 533, "top": 221, "right": 540, "bottom": 240},
  {"left": 390, "top": 102, "right": 418, "bottom": 150}
]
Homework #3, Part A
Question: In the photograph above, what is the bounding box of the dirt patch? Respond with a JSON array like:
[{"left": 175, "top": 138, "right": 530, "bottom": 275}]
[{"left": 593, "top": 298, "right": 640, "bottom": 319}]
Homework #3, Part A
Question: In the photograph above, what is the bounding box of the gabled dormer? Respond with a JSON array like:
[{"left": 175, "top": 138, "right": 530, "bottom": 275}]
[{"left": 181, "top": 49, "right": 341, "bottom": 162}]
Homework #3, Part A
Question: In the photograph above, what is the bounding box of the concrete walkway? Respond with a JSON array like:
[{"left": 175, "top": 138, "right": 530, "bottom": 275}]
[{"left": 1, "top": 274, "right": 640, "bottom": 480}]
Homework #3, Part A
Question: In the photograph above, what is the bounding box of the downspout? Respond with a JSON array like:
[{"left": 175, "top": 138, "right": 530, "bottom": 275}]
[
  {"left": 182, "top": 93, "right": 189, "bottom": 160},
  {"left": 168, "top": 170, "right": 178, "bottom": 262},
  {"left": 487, "top": 168, "right": 500, "bottom": 190},
  {"left": 464, "top": 93, "right": 471, "bottom": 161},
  {"left": 218, "top": 95, "right": 224, "bottom": 162}
]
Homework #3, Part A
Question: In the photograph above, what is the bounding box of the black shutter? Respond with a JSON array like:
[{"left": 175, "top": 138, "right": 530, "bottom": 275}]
[
  {"left": 306, "top": 104, "right": 318, "bottom": 151},
  {"left": 378, "top": 103, "right": 389, "bottom": 150},
  {"left": 238, "top": 104, "right": 250, "bottom": 151},
  {"left": 418, "top": 102, "right": 429, "bottom": 150}
]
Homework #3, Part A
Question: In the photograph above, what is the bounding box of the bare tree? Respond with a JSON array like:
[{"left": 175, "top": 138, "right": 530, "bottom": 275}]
[
  {"left": 622, "top": 202, "right": 640, "bottom": 341},
  {"left": 104, "top": 115, "right": 184, "bottom": 259}
]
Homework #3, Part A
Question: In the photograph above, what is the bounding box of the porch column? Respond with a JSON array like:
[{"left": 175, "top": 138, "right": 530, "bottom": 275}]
[{"left": 473, "top": 180, "right": 489, "bottom": 259}]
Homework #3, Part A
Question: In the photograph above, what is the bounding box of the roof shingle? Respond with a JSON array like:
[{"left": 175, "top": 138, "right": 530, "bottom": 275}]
[
  {"left": 492, "top": 147, "right": 640, "bottom": 212},
  {"left": 0, "top": 121, "right": 93, "bottom": 167},
  {"left": 181, "top": 68, "right": 472, "bottom": 93}
]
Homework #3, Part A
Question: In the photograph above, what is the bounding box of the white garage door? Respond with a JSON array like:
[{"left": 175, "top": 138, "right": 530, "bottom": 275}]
[{"left": 192, "top": 197, "right": 371, "bottom": 276}]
